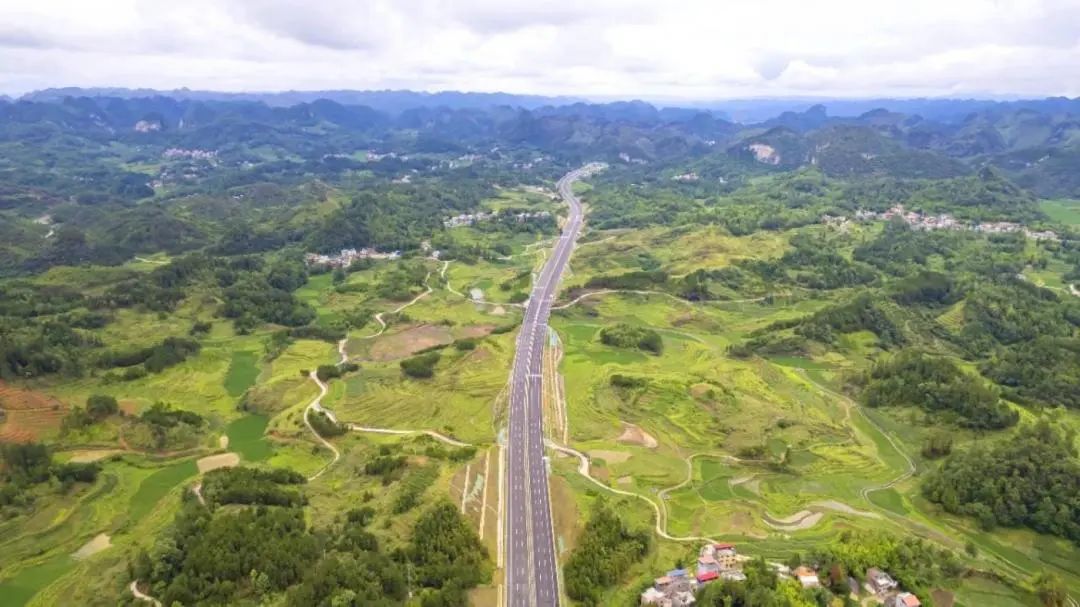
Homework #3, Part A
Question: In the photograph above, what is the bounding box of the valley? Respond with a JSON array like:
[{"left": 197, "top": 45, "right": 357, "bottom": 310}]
[{"left": 0, "top": 90, "right": 1079, "bottom": 607}]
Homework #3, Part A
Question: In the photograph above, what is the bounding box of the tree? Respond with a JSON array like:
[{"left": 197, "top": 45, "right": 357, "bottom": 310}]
[
  {"left": 1033, "top": 572, "right": 1067, "bottom": 607},
  {"left": 86, "top": 394, "right": 119, "bottom": 419}
]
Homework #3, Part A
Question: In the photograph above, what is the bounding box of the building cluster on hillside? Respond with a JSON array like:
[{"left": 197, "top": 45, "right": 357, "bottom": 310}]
[
  {"left": 641, "top": 546, "right": 923, "bottom": 607},
  {"left": 443, "top": 210, "right": 550, "bottom": 228},
  {"left": 512, "top": 155, "right": 548, "bottom": 170},
  {"left": 641, "top": 544, "right": 745, "bottom": 606},
  {"left": 366, "top": 150, "right": 398, "bottom": 161},
  {"left": 824, "top": 205, "right": 1060, "bottom": 241},
  {"left": 671, "top": 172, "right": 700, "bottom": 182},
  {"left": 162, "top": 148, "right": 218, "bottom": 161},
  {"left": 619, "top": 152, "right": 649, "bottom": 165},
  {"left": 304, "top": 247, "right": 400, "bottom": 268},
  {"left": 520, "top": 185, "right": 560, "bottom": 200},
  {"left": 864, "top": 568, "right": 922, "bottom": 607},
  {"left": 443, "top": 153, "right": 484, "bottom": 169}
]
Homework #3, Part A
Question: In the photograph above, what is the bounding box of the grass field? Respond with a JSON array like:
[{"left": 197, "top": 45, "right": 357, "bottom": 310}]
[
  {"left": 538, "top": 223, "right": 1079, "bottom": 604},
  {"left": 224, "top": 351, "right": 259, "bottom": 397},
  {"left": 225, "top": 414, "right": 272, "bottom": 461},
  {"left": 4, "top": 218, "right": 1077, "bottom": 605},
  {"left": 1040, "top": 199, "right": 1080, "bottom": 226}
]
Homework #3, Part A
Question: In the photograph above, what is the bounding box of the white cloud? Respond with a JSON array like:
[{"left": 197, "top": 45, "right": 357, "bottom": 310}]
[{"left": 0, "top": 0, "right": 1078, "bottom": 99}]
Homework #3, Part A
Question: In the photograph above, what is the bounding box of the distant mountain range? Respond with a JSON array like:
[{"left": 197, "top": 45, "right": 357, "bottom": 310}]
[
  {"left": 19, "top": 87, "right": 582, "bottom": 114},
  {"left": 689, "top": 97, "right": 1080, "bottom": 124},
  {"left": 3, "top": 89, "right": 1080, "bottom": 197},
  {"left": 22, "top": 87, "right": 1080, "bottom": 125}
]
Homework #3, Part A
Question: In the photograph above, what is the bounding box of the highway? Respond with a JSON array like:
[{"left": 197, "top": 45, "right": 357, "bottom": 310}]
[{"left": 506, "top": 164, "right": 603, "bottom": 607}]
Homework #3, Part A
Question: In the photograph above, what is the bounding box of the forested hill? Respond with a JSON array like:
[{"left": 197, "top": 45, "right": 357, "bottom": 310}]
[
  {"left": 19, "top": 87, "right": 582, "bottom": 112},
  {"left": 1, "top": 93, "right": 1078, "bottom": 279}
]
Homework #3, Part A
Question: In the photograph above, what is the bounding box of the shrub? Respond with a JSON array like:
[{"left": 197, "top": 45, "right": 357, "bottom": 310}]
[{"left": 400, "top": 351, "right": 440, "bottom": 378}]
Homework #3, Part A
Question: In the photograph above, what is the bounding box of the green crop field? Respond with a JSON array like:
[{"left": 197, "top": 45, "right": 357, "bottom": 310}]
[
  {"left": 1040, "top": 199, "right": 1080, "bottom": 226},
  {"left": 223, "top": 350, "right": 259, "bottom": 397}
]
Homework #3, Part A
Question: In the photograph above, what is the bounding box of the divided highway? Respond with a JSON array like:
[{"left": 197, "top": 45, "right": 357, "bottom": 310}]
[{"left": 506, "top": 164, "right": 603, "bottom": 607}]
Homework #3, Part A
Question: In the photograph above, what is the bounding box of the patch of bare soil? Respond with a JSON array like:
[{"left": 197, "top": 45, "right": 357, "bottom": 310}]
[
  {"left": 616, "top": 423, "right": 658, "bottom": 448},
  {"left": 458, "top": 324, "right": 497, "bottom": 338},
  {"left": 0, "top": 407, "right": 66, "bottom": 443},
  {"left": 72, "top": 533, "right": 111, "bottom": 560},
  {"left": 196, "top": 452, "right": 240, "bottom": 473},
  {"left": 812, "top": 499, "right": 881, "bottom": 519},
  {"left": 764, "top": 510, "right": 823, "bottom": 531},
  {"left": 365, "top": 324, "right": 454, "bottom": 361},
  {"left": 67, "top": 449, "right": 125, "bottom": 463},
  {"left": 589, "top": 449, "right": 632, "bottom": 464},
  {"left": 931, "top": 589, "right": 955, "bottom": 607},
  {"left": 490, "top": 306, "right": 507, "bottom": 316},
  {"left": 0, "top": 381, "right": 64, "bottom": 410}
]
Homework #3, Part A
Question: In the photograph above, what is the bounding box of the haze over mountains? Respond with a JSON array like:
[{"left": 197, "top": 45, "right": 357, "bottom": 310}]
[{"left": 4, "top": 88, "right": 1080, "bottom": 199}]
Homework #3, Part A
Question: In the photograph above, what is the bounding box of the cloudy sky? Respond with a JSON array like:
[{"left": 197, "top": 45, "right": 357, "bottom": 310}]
[{"left": 2, "top": 0, "right": 1079, "bottom": 99}]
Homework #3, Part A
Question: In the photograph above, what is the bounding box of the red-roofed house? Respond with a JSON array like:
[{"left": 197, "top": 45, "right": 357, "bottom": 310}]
[
  {"left": 894, "top": 592, "right": 921, "bottom": 607},
  {"left": 696, "top": 570, "right": 719, "bottom": 584}
]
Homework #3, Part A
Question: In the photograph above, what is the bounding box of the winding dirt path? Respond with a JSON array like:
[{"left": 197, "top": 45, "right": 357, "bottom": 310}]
[
  {"left": 303, "top": 371, "right": 341, "bottom": 481},
  {"left": 552, "top": 289, "right": 766, "bottom": 310},
  {"left": 546, "top": 441, "right": 721, "bottom": 544},
  {"left": 800, "top": 374, "right": 916, "bottom": 501},
  {"left": 129, "top": 581, "right": 162, "bottom": 607},
  {"left": 348, "top": 425, "right": 472, "bottom": 448}
]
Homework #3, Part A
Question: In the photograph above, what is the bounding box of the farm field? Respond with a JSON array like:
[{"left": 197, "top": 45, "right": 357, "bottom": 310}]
[
  {"left": 538, "top": 223, "right": 1080, "bottom": 605},
  {"left": 1040, "top": 198, "right": 1080, "bottom": 226},
  {"left": 3, "top": 181, "right": 1080, "bottom": 607}
]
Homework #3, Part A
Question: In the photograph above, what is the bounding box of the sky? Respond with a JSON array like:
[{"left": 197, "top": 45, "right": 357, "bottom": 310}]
[{"left": 1, "top": 0, "right": 1079, "bottom": 100}]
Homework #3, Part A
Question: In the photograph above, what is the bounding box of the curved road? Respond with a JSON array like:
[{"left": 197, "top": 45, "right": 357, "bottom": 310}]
[{"left": 506, "top": 164, "right": 604, "bottom": 607}]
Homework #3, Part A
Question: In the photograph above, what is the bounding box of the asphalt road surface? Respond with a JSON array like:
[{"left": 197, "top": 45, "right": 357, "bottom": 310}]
[{"left": 506, "top": 164, "right": 602, "bottom": 607}]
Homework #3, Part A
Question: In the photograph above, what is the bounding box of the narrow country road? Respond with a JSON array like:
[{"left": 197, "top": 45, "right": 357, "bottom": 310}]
[
  {"left": 506, "top": 163, "right": 605, "bottom": 607},
  {"left": 129, "top": 581, "right": 162, "bottom": 607}
]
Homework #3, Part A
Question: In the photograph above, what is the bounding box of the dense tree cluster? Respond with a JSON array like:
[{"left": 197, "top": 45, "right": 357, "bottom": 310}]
[
  {"left": 923, "top": 422, "right": 1080, "bottom": 542},
  {"left": 599, "top": 323, "right": 664, "bottom": 354},
  {"left": 981, "top": 337, "right": 1080, "bottom": 409},
  {"left": 140, "top": 502, "right": 320, "bottom": 605},
  {"left": 125, "top": 402, "right": 205, "bottom": 450},
  {"left": 401, "top": 351, "right": 441, "bottom": 378},
  {"left": 62, "top": 393, "right": 120, "bottom": 432},
  {"left": 407, "top": 502, "right": 491, "bottom": 606},
  {"left": 563, "top": 503, "right": 651, "bottom": 606},
  {"left": 861, "top": 350, "right": 1018, "bottom": 429},
  {"left": 99, "top": 336, "right": 202, "bottom": 376},
  {"left": 806, "top": 529, "right": 964, "bottom": 601},
  {"left": 0, "top": 443, "right": 100, "bottom": 518},
  {"left": 200, "top": 466, "right": 306, "bottom": 507}
]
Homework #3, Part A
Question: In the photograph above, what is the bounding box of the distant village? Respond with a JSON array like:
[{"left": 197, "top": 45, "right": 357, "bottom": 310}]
[
  {"left": 161, "top": 148, "right": 218, "bottom": 161},
  {"left": 303, "top": 247, "right": 401, "bottom": 269},
  {"left": 641, "top": 543, "right": 923, "bottom": 607},
  {"left": 824, "top": 204, "right": 1060, "bottom": 241},
  {"left": 443, "top": 209, "right": 551, "bottom": 229}
]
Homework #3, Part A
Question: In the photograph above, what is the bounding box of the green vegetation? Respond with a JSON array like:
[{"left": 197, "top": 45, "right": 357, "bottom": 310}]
[
  {"left": 697, "top": 558, "right": 824, "bottom": 607},
  {"left": 598, "top": 323, "right": 664, "bottom": 354},
  {"left": 563, "top": 503, "right": 651, "bottom": 606},
  {"left": 224, "top": 351, "right": 259, "bottom": 396},
  {"left": 400, "top": 351, "right": 442, "bottom": 378},
  {"left": 923, "top": 422, "right": 1080, "bottom": 542},
  {"left": 4, "top": 91, "right": 1080, "bottom": 605},
  {"left": 861, "top": 350, "right": 1019, "bottom": 429}
]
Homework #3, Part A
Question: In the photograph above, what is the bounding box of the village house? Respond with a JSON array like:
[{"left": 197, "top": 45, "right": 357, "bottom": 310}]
[
  {"left": 838, "top": 204, "right": 1061, "bottom": 242},
  {"left": 643, "top": 545, "right": 743, "bottom": 607},
  {"left": 866, "top": 568, "right": 899, "bottom": 594},
  {"left": 304, "top": 247, "right": 400, "bottom": 268},
  {"left": 793, "top": 566, "right": 820, "bottom": 589},
  {"left": 894, "top": 592, "right": 922, "bottom": 607}
]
